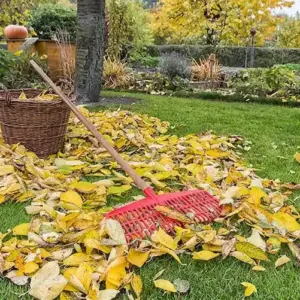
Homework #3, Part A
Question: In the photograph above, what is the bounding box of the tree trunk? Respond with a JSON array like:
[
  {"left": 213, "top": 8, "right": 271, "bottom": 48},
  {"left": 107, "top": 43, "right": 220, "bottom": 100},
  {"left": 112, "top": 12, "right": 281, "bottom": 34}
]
[{"left": 75, "top": 0, "right": 106, "bottom": 104}]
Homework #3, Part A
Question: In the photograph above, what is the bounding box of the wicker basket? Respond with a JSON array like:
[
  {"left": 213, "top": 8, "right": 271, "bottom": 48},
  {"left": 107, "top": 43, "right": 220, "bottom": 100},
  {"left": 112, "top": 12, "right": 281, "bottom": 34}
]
[{"left": 0, "top": 89, "right": 71, "bottom": 157}]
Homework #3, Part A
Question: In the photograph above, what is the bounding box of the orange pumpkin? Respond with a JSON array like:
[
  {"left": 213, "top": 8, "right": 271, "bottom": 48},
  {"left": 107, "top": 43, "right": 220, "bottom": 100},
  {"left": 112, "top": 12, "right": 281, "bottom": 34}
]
[{"left": 4, "top": 25, "right": 28, "bottom": 40}]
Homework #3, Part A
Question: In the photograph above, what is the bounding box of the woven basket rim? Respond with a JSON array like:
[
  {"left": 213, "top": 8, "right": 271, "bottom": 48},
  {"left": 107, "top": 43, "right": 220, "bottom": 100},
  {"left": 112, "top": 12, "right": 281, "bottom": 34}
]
[
  {"left": 0, "top": 98, "right": 64, "bottom": 105},
  {"left": 0, "top": 88, "right": 65, "bottom": 105}
]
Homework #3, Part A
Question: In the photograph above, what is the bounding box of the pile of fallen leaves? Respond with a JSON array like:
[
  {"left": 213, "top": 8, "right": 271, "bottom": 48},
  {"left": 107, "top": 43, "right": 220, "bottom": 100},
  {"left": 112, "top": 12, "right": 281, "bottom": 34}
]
[{"left": 0, "top": 108, "right": 299, "bottom": 299}]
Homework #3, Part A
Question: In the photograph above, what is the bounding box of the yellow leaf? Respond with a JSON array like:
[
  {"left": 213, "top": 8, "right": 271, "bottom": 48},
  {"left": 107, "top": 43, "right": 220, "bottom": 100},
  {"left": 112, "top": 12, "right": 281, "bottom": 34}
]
[
  {"left": 275, "top": 255, "right": 291, "bottom": 268},
  {"left": 18, "top": 92, "right": 27, "bottom": 100},
  {"left": 127, "top": 249, "right": 150, "bottom": 267},
  {"left": 29, "top": 261, "right": 67, "bottom": 300},
  {"left": 105, "top": 219, "right": 127, "bottom": 245},
  {"left": 294, "top": 152, "right": 300, "bottom": 163},
  {"left": 63, "top": 268, "right": 78, "bottom": 292},
  {"left": 97, "top": 289, "right": 119, "bottom": 300},
  {"left": 107, "top": 185, "right": 132, "bottom": 195},
  {"left": 155, "top": 206, "right": 194, "bottom": 223},
  {"left": 17, "top": 191, "right": 35, "bottom": 202},
  {"left": 248, "top": 187, "right": 267, "bottom": 206},
  {"left": 247, "top": 229, "right": 266, "bottom": 252},
  {"left": 151, "top": 228, "right": 177, "bottom": 250},
  {"left": 230, "top": 251, "right": 256, "bottom": 265},
  {"left": 0, "top": 165, "right": 14, "bottom": 176},
  {"left": 0, "top": 195, "right": 5, "bottom": 204},
  {"left": 63, "top": 253, "right": 90, "bottom": 266},
  {"left": 267, "top": 236, "right": 281, "bottom": 254},
  {"left": 69, "top": 181, "right": 96, "bottom": 193},
  {"left": 106, "top": 257, "right": 127, "bottom": 289},
  {"left": 202, "top": 244, "right": 222, "bottom": 252},
  {"left": 241, "top": 282, "right": 257, "bottom": 297},
  {"left": 131, "top": 274, "right": 142, "bottom": 297},
  {"left": 69, "top": 263, "right": 93, "bottom": 293},
  {"left": 84, "top": 238, "right": 110, "bottom": 254},
  {"left": 252, "top": 265, "right": 266, "bottom": 272},
  {"left": 151, "top": 246, "right": 182, "bottom": 264},
  {"left": 12, "top": 223, "right": 30, "bottom": 236},
  {"left": 206, "top": 149, "right": 229, "bottom": 158},
  {"left": 192, "top": 250, "right": 219, "bottom": 261},
  {"left": 154, "top": 279, "right": 176, "bottom": 293},
  {"left": 24, "top": 262, "right": 39, "bottom": 274},
  {"left": 272, "top": 212, "right": 300, "bottom": 232},
  {"left": 236, "top": 242, "right": 268, "bottom": 261},
  {"left": 0, "top": 183, "right": 21, "bottom": 195},
  {"left": 35, "top": 94, "right": 60, "bottom": 101},
  {"left": 14, "top": 50, "right": 23, "bottom": 56},
  {"left": 197, "top": 230, "right": 216, "bottom": 243},
  {"left": 60, "top": 190, "right": 83, "bottom": 210}
]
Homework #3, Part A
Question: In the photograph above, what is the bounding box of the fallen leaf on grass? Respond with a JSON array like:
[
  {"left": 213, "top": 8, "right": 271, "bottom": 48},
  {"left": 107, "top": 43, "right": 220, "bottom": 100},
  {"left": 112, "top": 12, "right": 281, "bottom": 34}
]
[
  {"left": 105, "top": 219, "right": 127, "bottom": 245},
  {"left": 272, "top": 212, "right": 300, "bottom": 232},
  {"left": 236, "top": 242, "right": 268, "bottom": 261},
  {"left": 131, "top": 274, "right": 142, "bottom": 298},
  {"left": 192, "top": 250, "right": 219, "bottom": 261},
  {"left": 154, "top": 279, "right": 177, "bottom": 293},
  {"left": 6, "top": 271, "right": 29, "bottom": 285},
  {"left": 294, "top": 152, "right": 300, "bottom": 163},
  {"left": 247, "top": 229, "right": 266, "bottom": 252},
  {"left": 288, "top": 243, "right": 300, "bottom": 261},
  {"left": 12, "top": 223, "right": 30, "bottom": 236},
  {"left": 153, "top": 269, "right": 166, "bottom": 280},
  {"left": 173, "top": 278, "right": 190, "bottom": 293},
  {"left": 60, "top": 190, "right": 83, "bottom": 210},
  {"left": 151, "top": 228, "right": 177, "bottom": 250},
  {"left": 231, "top": 251, "right": 256, "bottom": 265},
  {"left": 29, "top": 261, "right": 67, "bottom": 300},
  {"left": 252, "top": 265, "right": 266, "bottom": 272},
  {"left": 97, "top": 289, "right": 119, "bottom": 300},
  {"left": 275, "top": 255, "right": 291, "bottom": 268},
  {"left": 127, "top": 249, "right": 149, "bottom": 267},
  {"left": 241, "top": 282, "right": 257, "bottom": 297}
]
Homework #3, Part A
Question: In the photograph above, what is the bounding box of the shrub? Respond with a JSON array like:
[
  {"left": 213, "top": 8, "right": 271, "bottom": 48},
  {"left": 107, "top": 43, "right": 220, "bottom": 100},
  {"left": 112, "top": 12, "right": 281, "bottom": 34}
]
[
  {"left": 230, "top": 66, "right": 300, "bottom": 98},
  {"left": 159, "top": 52, "right": 191, "bottom": 80},
  {"left": 29, "top": 4, "right": 77, "bottom": 41},
  {"left": 129, "top": 72, "right": 191, "bottom": 93},
  {"left": 0, "top": 50, "right": 47, "bottom": 89},
  {"left": 0, "top": 49, "right": 18, "bottom": 83},
  {"left": 276, "top": 64, "right": 300, "bottom": 74},
  {"left": 102, "top": 58, "right": 131, "bottom": 89},
  {"left": 129, "top": 51, "right": 160, "bottom": 68},
  {"left": 191, "top": 57, "right": 221, "bottom": 81}
]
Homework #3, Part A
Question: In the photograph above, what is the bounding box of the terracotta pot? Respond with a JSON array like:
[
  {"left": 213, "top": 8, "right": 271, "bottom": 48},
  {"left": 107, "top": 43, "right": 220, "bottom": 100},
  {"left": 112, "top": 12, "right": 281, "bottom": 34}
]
[{"left": 4, "top": 25, "right": 28, "bottom": 40}]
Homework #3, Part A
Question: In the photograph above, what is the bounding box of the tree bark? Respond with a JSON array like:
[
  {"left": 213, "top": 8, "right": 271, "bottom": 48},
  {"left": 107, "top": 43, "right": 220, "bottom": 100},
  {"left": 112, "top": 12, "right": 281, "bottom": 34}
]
[{"left": 75, "top": 0, "right": 106, "bottom": 104}]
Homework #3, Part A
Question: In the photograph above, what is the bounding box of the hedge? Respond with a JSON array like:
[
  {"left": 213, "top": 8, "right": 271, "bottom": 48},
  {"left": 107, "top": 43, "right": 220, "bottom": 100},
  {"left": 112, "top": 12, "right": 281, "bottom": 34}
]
[{"left": 147, "top": 45, "right": 300, "bottom": 68}]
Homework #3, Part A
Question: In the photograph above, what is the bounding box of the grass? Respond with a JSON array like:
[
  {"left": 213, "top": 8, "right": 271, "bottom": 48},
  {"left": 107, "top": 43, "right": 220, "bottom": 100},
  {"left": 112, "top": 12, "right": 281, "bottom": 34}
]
[{"left": 1, "top": 91, "right": 300, "bottom": 299}]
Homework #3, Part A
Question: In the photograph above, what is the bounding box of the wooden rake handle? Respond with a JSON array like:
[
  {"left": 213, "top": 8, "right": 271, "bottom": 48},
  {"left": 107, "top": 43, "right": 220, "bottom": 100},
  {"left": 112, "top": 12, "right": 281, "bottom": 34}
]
[{"left": 30, "top": 60, "right": 149, "bottom": 191}]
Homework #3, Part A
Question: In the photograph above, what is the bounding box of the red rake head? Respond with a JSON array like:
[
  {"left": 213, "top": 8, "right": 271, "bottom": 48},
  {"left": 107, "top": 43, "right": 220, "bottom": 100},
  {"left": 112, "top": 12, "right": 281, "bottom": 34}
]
[{"left": 106, "top": 189, "right": 221, "bottom": 243}]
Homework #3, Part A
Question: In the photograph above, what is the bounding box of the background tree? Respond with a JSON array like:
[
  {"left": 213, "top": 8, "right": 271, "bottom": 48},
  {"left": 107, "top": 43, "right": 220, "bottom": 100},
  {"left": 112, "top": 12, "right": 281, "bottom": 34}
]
[
  {"left": 276, "top": 13, "right": 300, "bottom": 48},
  {"left": 152, "top": 0, "right": 294, "bottom": 46},
  {"left": 75, "top": 0, "right": 106, "bottom": 104},
  {"left": 106, "top": 0, "right": 153, "bottom": 59}
]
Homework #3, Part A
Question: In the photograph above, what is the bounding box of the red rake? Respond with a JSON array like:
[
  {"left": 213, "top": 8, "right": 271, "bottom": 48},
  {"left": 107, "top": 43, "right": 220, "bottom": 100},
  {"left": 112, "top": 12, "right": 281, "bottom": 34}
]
[{"left": 31, "top": 61, "right": 222, "bottom": 243}]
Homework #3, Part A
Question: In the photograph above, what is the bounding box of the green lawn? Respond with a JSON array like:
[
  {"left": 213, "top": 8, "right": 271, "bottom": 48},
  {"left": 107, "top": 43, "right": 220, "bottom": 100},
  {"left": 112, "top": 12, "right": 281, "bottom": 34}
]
[{"left": 1, "top": 92, "right": 300, "bottom": 299}]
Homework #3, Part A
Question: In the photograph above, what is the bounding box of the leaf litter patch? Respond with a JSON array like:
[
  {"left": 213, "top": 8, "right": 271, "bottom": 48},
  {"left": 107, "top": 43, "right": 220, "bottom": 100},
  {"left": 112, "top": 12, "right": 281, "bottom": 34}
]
[{"left": 0, "top": 108, "right": 299, "bottom": 299}]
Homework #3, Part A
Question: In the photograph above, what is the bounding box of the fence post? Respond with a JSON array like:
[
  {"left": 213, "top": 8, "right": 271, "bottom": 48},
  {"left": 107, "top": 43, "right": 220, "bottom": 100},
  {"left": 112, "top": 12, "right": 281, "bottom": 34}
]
[{"left": 250, "top": 28, "right": 256, "bottom": 68}]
